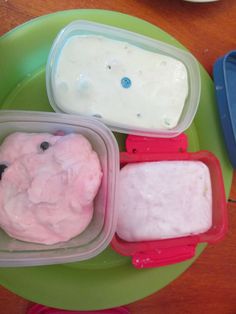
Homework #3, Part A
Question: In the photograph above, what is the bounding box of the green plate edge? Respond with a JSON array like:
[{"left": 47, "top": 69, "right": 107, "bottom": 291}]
[{"left": 0, "top": 9, "right": 233, "bottom": 311}]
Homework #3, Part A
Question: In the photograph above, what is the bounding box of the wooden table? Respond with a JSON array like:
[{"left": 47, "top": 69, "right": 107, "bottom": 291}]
[{"left": 1, "top": 1, "right": 236, "bottom": 313}]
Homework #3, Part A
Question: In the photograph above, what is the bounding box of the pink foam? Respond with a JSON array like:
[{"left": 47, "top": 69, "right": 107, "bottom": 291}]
[{"left": 0, "top": 132, "right": 102, "bottom": 245}]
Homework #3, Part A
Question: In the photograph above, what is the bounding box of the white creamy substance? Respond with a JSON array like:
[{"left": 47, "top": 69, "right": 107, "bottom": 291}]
[
  {"left": 117, "top": 161, "right": 212, "bottom": 242},
  {"left": 53, "top": 35, "right": 189, "bottom": 129}
]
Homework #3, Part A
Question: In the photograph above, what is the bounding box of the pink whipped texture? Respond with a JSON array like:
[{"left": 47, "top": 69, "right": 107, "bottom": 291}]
[
  {"left": 0, "top": 132, "right": 102, "bottom": 245},
  {"left": 117, "top": 161, "right": 212, "bottom": 242}
]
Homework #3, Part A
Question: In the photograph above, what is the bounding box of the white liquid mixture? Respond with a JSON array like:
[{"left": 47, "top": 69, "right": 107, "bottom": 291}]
[{"left": 53, "top": 35, "right": 189, "bottom": 129}]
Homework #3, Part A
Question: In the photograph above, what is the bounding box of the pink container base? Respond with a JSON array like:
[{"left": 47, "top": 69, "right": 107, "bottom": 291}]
[
  {"left": 111, "top": 134, "right": 227, "bottom": 269},
  {"left": 27, "top": 304, "right": 130, "bottom": 314}
]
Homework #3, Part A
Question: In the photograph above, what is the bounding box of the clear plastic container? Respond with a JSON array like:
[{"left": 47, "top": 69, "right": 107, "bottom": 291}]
[
  {"left": 112, "top": 135, "right": 227, "bottom": 268},
  {"left": 0, "top": 110, "right": 119, "bottom": 267},
  {"left": 46, "top": 20, "right": 201, "bottom": 138}
]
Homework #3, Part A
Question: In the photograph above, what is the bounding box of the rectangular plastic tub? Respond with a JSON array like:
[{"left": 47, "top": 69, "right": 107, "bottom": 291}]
[
  {"left": 0, "top": 110, "right": 119, "bottom": 267},
  {"left": 46, "top": 20, "right": 201, "bottom": 138},
  {"left": 213, "top": 50, "right": 236, "bottom": 168},
  {"left": 111, "top": 134, "right": 227, "bottom": 268}
]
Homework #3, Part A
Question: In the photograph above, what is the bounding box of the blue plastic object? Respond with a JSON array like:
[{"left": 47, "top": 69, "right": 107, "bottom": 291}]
[
  {"left": 213, "top": 50, "right": 236, "bottom": 168},
  {"left": 121, "top": 77, "right": 132, "bottom": 89}
]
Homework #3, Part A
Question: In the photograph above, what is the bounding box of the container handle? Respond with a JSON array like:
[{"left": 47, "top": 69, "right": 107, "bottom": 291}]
[
  {"left": 132, "top": 244, "right": 196, "bottom": 269},
  {"left": 126, "top": 134, "right": 188, "bottom": 154}
]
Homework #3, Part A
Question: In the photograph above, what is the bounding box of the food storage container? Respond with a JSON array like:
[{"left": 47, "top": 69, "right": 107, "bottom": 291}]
[
  {"left": 27, "top": 304, "right": 130, "bottom": 314},
  {"left": 44, "top": 20, "right": 227, "bottom": 269},
  {"left": 46, "top": 20, "right": 201, "bottom": 138},
  {"left": 111, "top": 134, "right": 227, "bottom": 268},
  {"left": 0, "top": 110, "right": 119, "bottom": 267},
  {"left": 213, "top": 50, "right": 236, "bottom": 168}
]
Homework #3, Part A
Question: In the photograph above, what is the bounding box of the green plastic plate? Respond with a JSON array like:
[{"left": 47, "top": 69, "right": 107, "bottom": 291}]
[{"left": 0, "top": 9, "right": 233, "bottom": 311}]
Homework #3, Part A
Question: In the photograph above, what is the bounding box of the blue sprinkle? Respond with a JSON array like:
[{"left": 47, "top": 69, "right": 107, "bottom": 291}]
[{"left": 121, "top": 77, "right": 132, "bottom": 89}]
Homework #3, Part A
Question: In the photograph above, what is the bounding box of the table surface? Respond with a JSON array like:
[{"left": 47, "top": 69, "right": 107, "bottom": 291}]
[{"left": 1, "top": 1, "right": 236, "bottom": 313}]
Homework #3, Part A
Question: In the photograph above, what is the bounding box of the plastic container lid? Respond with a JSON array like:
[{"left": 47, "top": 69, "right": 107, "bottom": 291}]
[
  {"left": 0, "top": 110, "right": 119, "bottom": 267},
  {"left": 213, "top": 50, "right": 236, "bottom": 168},
  {"left": 112, "top": 134, "right": 227, "bottom": 268},
  {"left": 46, "top": 20, "right": 201, "bottom": 138}
]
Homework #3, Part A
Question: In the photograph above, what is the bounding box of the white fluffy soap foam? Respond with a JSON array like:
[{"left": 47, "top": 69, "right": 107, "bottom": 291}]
[
  {"left": 117, "top": 161, "right": 212, "bottom": 242},
  {"left": 53, "top": 35, "right": 189, "bottom": 130}
]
